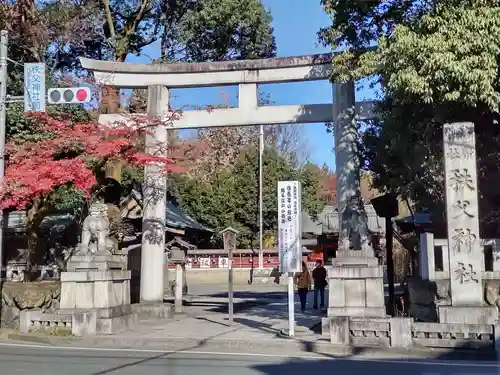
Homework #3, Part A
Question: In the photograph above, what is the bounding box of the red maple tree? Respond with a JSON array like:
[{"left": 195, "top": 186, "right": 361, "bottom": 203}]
[
  {"left": 0, "top": 113, "right": 176, "bottom": 209},
  {"left": 0, "top": 112, "right": 177, "bottom": 278}
]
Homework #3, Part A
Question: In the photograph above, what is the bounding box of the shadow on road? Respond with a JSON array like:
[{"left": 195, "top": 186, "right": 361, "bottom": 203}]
[
  {"left": 251, "top": 341, "right": 498, "bottom": 375},
  {"left": 166, "top": 288, "right": 326, "bottom": 343},
  {"left": 252, "top": 356, "right": 497, "bottom": 375},
  {"left": 87, "top": 338, "right": 498, "bottom": 375},
  {"left": 130, "top": 287, "right": 499, "bottom": 375},
  {"left": 89, "top": 351, "right": 170, "bottom": 375},
  {"left": 186, "top": 299, "right": 275, "bottom": 314},
  {"left": 205, "top": 291, "right": 286, "bottom": 300}
]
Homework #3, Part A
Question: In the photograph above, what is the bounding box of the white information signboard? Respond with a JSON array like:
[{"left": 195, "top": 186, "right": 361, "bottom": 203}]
[
  {"left": 24, "top": 63, "right": 45, "bottom": 112},
  {"left": 218, "top": 257, "right": 228, "bottom": 268},
  {"left": 277, "top": 180, "right": 302, "bottom": 273},
  {"left": 199, "top": 257, "right": 210, "bottom": 268}
]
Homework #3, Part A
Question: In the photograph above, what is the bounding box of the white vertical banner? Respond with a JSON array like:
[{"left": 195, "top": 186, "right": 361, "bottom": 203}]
[
  {"left": 24, "top": 63, "right": 45, "bottom": 112},
  {"left": 278, "top": 180, "right": 302, "bottom": 273}
]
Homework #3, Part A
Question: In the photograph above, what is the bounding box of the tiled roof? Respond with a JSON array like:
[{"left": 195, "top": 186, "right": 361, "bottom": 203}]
[{"left": 129, "top": 188, "right": 212, "bottom": 232}]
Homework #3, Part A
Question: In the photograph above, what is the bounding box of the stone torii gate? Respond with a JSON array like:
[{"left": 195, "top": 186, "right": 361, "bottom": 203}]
[{"left": 80, "top": 54, "right": 383, "bottom": 316}]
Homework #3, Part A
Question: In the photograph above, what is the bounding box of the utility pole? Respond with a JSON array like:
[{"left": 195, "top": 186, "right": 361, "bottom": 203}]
[
  {"left": 258, "top": 124, "right": 264, "bottom": 269},
  {"left": 0, "top": 30, "right": 8, "bottom": 283}
]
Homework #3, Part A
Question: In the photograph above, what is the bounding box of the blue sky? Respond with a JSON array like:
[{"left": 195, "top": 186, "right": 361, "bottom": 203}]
[{"left": 127, "top": 0, "right": 376, "bottom": 169}]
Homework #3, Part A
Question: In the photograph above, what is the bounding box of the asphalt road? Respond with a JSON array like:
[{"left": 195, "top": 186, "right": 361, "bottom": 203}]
[{"left": 0, "top": 343, "right": 498, "bottom": 375}]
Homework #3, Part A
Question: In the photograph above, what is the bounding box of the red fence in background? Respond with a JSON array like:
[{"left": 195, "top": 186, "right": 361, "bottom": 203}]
[
  {"left": 166, "top": 250, "right": 320, "bottom": 269},
  {"left": 167, "top": 253, "right": 268, "bottom": 269}
]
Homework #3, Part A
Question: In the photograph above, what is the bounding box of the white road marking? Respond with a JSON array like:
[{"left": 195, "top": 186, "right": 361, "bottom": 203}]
[{"left": 0, "top": 341, "right": 497, "bottom": 368}]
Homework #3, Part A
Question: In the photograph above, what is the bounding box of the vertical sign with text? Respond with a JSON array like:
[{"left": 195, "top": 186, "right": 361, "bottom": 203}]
[
  {"left": 443, "top": 122, "right": 483, "bottom": 305},
  {"left": 24, "top": 63, "right": 45, "bottom": 113},
  {"left": 278, "top": 180, "right": 302, "bottom": 273}
]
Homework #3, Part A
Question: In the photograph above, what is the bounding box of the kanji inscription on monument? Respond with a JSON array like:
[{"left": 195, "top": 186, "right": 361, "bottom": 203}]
[
  {"left": 451, "top": 228, "right": 476, "bottom": 254},
  {"left": 452, "top": 200, "right": 474, "bottom": 219},
  {"left": 447, "top": 147, "right": 474, "bottom": 160},
  {"left": 449, "top": 169, "right": 474, "bottom": 191},
  {"left": 454, "top": 262, "right": 479, "bottom": 284},
  {"left": 443, "top": 122, "right": 483, "bottom": 305}
]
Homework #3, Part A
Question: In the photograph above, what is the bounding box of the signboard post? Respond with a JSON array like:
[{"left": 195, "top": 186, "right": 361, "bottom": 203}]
[
  {"left": 221, "top": 227, "right": 238, "bottom": 325},
  {"left": 24, "top": 63, "right": 45, "bottom": 113},
  {"left": 277, "top": 180, "right": 302, "bottom": 337}
]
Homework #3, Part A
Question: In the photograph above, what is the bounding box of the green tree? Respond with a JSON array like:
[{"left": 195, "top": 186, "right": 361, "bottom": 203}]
[
  {"left": 3, "top": 0, "right": 277, "bottom": 214},
  {"left": 6, "top": 103, "right": 91, "bottom": 142},
  {"left": 170, "top": 146, "right": 324, "bottom": 247},
  {"left": 163, "top": 0, "right": 276, "bottom": 62},
  {"left": 3, "top": 0, "right": 276, "bottom": 112},
  {"left": 0, "top": 0, "right": 278, "bottom": 265},
  {"left": 320, "top": 0, "right": 500, "bottom": 231},
  {"left": 92, "top": 0, "right": 276, "bottom": 112}
]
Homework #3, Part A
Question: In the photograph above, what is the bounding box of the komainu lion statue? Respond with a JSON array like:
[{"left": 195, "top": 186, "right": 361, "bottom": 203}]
[
  {"left": 78, "top": 202, "right": 114, "bottom": 255},
  {"left": 485, "top": 282, "right": 500, "bottom": 313},
  {"left": 340, "top": 194, "right": 372, "bottom": 253}
]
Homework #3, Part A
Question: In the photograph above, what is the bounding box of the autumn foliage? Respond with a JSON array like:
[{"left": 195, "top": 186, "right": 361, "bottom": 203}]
[{"left": 0, "top": 113, "right": 174, "bottom": 210}]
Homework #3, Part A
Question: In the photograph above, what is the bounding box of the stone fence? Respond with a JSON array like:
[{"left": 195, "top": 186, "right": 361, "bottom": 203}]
[
  {"left": 419, "top": 233, "right": 500, "bottom": 280},
  {"left": 323, "top": 316, "right": 500, "bottom": 351}
]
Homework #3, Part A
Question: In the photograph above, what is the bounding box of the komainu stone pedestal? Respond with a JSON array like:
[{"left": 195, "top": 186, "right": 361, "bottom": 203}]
[
  {"left": 59, "top": 255, "right": 137, "bottom": 334},
  {"left": 438, "top": 305, "right": 498, "bottom": 325},
  {"left": 327, "top": 251, "right": 386, "bottom": 318},
  {"left": 65, "top": 254, "right": 125, "bottom": 272}
]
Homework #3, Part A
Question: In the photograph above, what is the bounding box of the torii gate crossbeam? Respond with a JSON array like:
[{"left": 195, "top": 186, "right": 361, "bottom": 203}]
[{"left": 80, "top": 53, "right": 378, "bottom": 304}]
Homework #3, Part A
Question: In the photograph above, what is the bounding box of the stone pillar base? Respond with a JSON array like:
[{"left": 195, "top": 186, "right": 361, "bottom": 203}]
[
  {"left": 438, "top": 305, "right": 498, "bottom": 325},
  {"left": 333, "top": 250, "right": 379, "bottom": 266},
  {"left": 55, "top": 255, "right": 137, "bottom": 335},
  {"left": 390, "top": 317, "right": 412, "bottom": 349},
  {"left": 328, "top": 306, "right": 386, "bottom": 317},
  {"left": 327, "top": 254, "right": 386, "bottom": 319},
  {"left": 327, "top": 316, "right": 350, "bottom": 345},
  {"left": 131, "top": 303, "right": 173, "bottom": 320},
  {"left": 96, "top": 306, "right": 137, "bottom": 334},
  {"left": 60, "top": 269, "right": 131, "bottom": 309},
  {"left": 66, "top": 255, "right": 125, "bottom": 271}
]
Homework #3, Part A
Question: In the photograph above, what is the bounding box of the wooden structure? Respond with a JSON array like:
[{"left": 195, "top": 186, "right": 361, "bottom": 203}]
[{"left": 120, "top": 187, "right": 212, "bottom": 247}]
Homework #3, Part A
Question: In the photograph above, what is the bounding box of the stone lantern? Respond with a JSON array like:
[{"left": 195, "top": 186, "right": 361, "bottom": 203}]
[{"left": 165, "top": 237, "right": 195, "bottom": 313}]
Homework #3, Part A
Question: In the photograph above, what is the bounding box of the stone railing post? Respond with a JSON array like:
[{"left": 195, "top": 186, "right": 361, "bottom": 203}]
[
  {"left": 419, "top": 232, "right": 435, "bottom": 280},
  {"left": 329, "top": 316, "right": 350, "bottom": 345},
  {"left": 390, "top": 317, "right": 412, "bottom": 349}
]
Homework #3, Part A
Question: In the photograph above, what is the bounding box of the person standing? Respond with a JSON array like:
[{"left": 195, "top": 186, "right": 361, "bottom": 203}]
[
  {"left": 312, "top": 260, "right": 327, "bottom": 309},
  {"left": 295, "top": 261, "right": 312, "bottom": 312}
]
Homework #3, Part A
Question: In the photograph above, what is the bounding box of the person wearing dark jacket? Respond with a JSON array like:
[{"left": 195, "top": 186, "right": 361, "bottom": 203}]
[{"left": 312, "top": 260, "right": 327, "bottom": 309}]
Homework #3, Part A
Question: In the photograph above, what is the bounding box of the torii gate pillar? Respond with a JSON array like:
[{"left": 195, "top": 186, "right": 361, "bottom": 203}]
[{"left": 140, "top": 85, "right": 168, "bottom": 304}]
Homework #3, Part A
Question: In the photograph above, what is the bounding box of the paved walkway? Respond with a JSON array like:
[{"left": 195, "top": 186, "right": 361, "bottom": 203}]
[
  {"left": 3, "top": 284, "right": 335, "bottom": 355},
  {"left": 122, "top": 287, "right": 326, "bottom": 343},
  {"left": 3, "top": 284, "right": 498, "bottom": 361}
]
